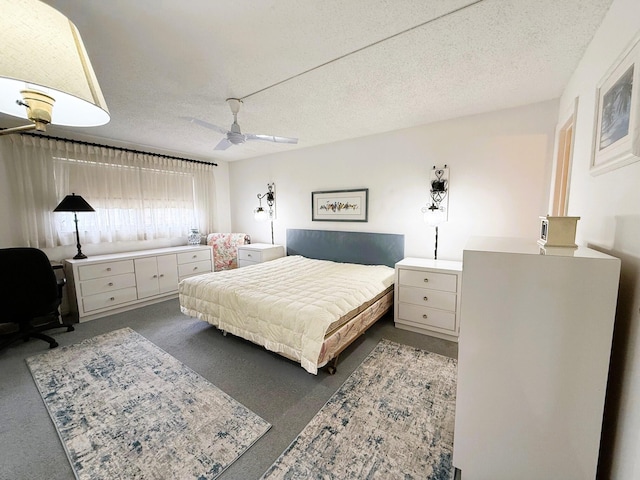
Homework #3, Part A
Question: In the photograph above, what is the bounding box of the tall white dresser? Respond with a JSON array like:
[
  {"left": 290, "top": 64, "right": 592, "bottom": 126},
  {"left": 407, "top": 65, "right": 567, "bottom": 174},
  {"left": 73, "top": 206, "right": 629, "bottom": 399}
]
[{"left": 453, "top": 237, "right": 621, "bottom": 480}]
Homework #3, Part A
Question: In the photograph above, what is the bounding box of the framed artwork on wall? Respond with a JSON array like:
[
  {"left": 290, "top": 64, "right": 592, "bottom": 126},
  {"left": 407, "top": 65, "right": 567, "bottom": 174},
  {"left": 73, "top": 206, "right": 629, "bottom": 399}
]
[
  {"left": 311, "top": 188, "right": 368, "bottom": 222},
  {"left": 591, "top": 33, "right": 640, "bottom": 175}
]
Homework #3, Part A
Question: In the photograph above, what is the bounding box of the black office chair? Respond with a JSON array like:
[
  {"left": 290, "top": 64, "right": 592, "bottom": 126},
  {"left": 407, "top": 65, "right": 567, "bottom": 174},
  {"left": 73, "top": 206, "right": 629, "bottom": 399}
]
[{"left": 0, "top": 247, "right": 75, "bottom": 351}]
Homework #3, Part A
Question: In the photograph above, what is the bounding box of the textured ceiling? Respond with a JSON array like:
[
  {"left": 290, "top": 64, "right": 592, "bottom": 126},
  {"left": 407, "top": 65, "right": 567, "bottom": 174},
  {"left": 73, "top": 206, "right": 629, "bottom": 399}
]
[{"left": 0, "top": 0, "right": 613, "bottom": 162}]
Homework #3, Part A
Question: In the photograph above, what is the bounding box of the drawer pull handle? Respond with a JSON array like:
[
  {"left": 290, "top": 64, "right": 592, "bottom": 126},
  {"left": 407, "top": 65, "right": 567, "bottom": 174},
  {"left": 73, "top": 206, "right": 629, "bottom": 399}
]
[
  {"left": 192, "top": 255, "right": 197, "bottom": 258},
  {"left": 247, "top": 253, "right": 252, "bottom": 257},
  {"left": 108, "top": 282, "right": 113, "bottom": 287},
  {"left": 107, "top": 267, "right": 112, "bottom": 272},
  {"left": 110, "top": 297, "right": 115, "bottom": 301},
  {"left": 424, "top": 278, "right": 429, "bottom": 283},
  {"left": 423, "top": 296, "right": 429, "bottom": 302},
  {"left": 159, "top": 274, "right": 164, "bottom": 278},
  {"left": 153, "top": 274, "right": 158, "bottom": 278},
  {"left": 193, "top": 266, "right": 198, "bottom": 270},
  {"left": 423, "top": 314, "right": 428, "bottom": 319}
]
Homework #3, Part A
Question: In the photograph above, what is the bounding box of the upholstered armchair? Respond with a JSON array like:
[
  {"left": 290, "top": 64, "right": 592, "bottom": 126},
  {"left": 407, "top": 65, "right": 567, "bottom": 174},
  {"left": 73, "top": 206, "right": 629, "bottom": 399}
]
[
  {"left": 206, "top": 233, "right": 251, "bottom": 271},
  {"left": 0, "top": 248, "right": 75, "bottom": 351}
]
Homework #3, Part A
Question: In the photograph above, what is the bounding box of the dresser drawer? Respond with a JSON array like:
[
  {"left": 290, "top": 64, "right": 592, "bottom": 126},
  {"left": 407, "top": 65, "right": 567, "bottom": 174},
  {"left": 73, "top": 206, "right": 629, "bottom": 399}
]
[
  {"left": 82, "top": 287, "right": 138, "bottom": 312},
  {"left": 78, "top": 260, "right": 134, "bottom": 281},
  {"left": 177, "top": 249, "right": 211, "bottom": 264},
  {"left": 178, "top": 259, "right": 212, "bottom": 278},
  {"left": 398, "top": 286, "right": 457, "bottom": 311},
  {"left": 399, "top": 269, "right": 457, "bottom": 292},
  {"left": 80, "top": 273, "right": 136, "bottom": 297},
  {"left": 398, "top": 303, "right": 456, "bottom": 332}
]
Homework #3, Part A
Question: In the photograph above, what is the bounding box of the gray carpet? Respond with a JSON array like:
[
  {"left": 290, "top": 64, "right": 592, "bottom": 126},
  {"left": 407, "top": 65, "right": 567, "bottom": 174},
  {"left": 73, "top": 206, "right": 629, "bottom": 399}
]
[{"left": 0, "top": 298, "right": 457, "bottom": 480}]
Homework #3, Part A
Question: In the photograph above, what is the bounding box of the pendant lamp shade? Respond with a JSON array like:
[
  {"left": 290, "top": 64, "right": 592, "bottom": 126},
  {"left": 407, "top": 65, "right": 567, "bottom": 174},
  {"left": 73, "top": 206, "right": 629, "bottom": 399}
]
[{"left": 0, "top": 0, "right": 110, "bottom": 131}]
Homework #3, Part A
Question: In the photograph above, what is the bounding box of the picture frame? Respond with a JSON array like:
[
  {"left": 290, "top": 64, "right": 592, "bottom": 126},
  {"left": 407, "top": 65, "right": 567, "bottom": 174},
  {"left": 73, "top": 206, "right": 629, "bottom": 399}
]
[
  {"left": 311, "top": 188, "right": 368, "bottom": 222},
  {"left": 591, "top": 33, "right": 640, "bottom": 175}
]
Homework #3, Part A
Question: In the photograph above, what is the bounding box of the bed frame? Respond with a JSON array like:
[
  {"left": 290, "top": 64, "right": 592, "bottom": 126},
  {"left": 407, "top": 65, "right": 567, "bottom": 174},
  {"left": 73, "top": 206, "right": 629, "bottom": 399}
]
[{"left": 286, "top": 229, "right": 404, "bottom": 373}]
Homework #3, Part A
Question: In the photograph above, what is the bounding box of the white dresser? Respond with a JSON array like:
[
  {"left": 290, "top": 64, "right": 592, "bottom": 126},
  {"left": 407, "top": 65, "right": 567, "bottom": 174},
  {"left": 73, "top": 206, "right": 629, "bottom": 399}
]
[
  {"left": 65, "top": 245, "right": 212, "bottom": 322},
  {"left": 237, "top": 243, "right": 284, "bottom": 267},
  {"left": 453, "top": 237, "right": 621, "bottom": 480},
  {"left": 394, "top": 257, "right": 463, "bottom": 341}
]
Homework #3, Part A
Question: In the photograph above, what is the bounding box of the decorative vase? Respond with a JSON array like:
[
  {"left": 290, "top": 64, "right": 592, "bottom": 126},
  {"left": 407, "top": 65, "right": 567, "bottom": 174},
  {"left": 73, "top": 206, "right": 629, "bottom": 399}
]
[{"left": 187, "top": 228, "right": 201, "bottom": 245}]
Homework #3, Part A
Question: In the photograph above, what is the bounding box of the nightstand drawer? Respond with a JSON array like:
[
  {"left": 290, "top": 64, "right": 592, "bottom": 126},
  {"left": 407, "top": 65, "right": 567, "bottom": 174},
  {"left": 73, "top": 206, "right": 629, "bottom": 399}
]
[
  {"left": 398, "top": 303, "right": 456, "bottom": 331},
  {"left": 398, "top": 286, "right": 457, "bottom": 311},
  {"left": 238, "top": 249, "right": 263, "bottom": 262},
  {"left": 78, "top": 260, "right": 134, "bottom": 281},
  {"left": 238, "top": 259, "right": 260, "bottom": 268},
  {"left": 178, "top": 259, "right": 212, "bottom": 278},
  {"left": 399, "top": 269, "right": 457, "bottom": 292},
  {"left": 80, "top": 273, "right": 136, "bottom": 297},
  {"left": 83, "top": 287, "right": 138, "bottom": 312}
]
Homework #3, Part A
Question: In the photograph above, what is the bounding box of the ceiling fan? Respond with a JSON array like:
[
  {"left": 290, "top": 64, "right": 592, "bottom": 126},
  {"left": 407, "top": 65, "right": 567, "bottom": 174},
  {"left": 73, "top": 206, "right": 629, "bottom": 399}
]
[{"left": 189, "top": 98, "right": 298, "bottom": 151}]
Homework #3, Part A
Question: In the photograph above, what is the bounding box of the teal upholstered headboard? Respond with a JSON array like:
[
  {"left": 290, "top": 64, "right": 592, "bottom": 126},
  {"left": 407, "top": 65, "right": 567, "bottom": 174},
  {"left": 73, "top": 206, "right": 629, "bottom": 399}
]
[{"left": 286, "top": 229, "right": 404, "bottom": 268}]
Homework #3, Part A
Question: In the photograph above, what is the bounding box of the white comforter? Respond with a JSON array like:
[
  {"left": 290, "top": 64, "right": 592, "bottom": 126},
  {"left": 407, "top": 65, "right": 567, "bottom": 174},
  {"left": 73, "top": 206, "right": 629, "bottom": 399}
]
[{"left": 179, "top": 255, "right": 394, "bottom": 374}]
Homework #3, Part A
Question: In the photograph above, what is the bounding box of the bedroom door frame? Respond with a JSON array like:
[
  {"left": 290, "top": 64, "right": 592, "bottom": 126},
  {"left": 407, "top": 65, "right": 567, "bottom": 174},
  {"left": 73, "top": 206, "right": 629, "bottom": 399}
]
[{"left": 550, "top": 98, "right": 578, "bottom": 216}]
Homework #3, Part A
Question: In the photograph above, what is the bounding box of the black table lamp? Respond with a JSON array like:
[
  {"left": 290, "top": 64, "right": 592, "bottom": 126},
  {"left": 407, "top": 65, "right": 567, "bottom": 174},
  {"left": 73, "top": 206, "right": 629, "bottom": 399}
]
[{"left": 54, "top": 193, "right": 95, "bottom": 259}]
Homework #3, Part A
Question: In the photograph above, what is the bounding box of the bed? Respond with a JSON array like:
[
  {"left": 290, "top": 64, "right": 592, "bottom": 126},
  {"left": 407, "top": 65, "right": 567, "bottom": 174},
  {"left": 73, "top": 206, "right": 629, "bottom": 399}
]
[{"left": 179, "top": 229, "right": 404, "bottom": 374}]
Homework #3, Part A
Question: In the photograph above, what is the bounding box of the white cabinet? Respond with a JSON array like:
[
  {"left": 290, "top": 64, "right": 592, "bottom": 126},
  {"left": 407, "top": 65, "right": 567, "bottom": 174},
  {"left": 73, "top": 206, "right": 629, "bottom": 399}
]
[
  {"left": 453, "top": 237, "right": 621, "bottom": 480},
  {"left": 394, "top": 258, "right": 462, "bottom": 341},
  {"left": 65, "top": 245, "right": 212, "bottom": 322},
  {"left": 237, "top": 243, "right": 284, "bottom": 267},
  {"left": 134, "top": 254, "right": 178, "bottom": 299}
]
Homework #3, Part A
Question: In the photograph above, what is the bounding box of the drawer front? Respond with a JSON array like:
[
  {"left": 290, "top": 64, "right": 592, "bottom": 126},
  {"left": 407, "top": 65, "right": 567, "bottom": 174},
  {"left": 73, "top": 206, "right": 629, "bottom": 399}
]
[
  {"left": 399, "top": 286, "right": 457, "bottom": 311},
  {"left": 398, "top": 303, "right": 456, "bottom": 332},
  {"left": 178, "top": 259, "right": 212, "bottom": 278},
  {"left": 83, "top": 287, "right": 138, "bottom": 312},
  {"left": 78, "top": 260, "right": 134, "bottom": 281},
  {"left": 238, "top": 249, "right": 263, "bottom": 262},
  {"left": 399, "top": 269, "right": 457, "bottom": 292},
  {"left": 80, "top": 273, "right": 136, "bottom": 297},
  {"left": 238, "top": 259, "right": 260, "bottom": 268},
  {"left": 177, "top": 249, "right": 211, "bottom": 265}
]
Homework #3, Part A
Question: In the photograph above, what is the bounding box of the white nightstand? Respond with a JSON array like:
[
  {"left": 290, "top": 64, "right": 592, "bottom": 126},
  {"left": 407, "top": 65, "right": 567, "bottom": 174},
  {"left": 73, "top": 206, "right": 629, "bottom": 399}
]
[
  {"left": 237, "top": 243, "right": 285, "bottom": 267},
  {"left": 394, "top": 257, "right": 463, "bottom": 342}
]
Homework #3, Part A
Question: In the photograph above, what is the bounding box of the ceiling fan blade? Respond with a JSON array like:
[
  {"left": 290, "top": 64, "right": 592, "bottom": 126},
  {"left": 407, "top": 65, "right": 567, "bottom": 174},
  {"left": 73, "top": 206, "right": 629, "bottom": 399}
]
[
  {"left": 214, "top": 138, "right": 233, "bottom": 150},
  {"left": 184, "top": 117, "right": 228, "bottom": 135},
  {"left": 245, "top": 133, "right": 298, "bottom": 144}
]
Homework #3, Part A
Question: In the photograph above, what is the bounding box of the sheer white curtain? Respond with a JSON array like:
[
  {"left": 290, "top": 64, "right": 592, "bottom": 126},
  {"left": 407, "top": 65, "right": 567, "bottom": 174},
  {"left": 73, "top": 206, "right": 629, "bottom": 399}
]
[{"left": 0, "top": 135, "right": 216, "bottom": 248}]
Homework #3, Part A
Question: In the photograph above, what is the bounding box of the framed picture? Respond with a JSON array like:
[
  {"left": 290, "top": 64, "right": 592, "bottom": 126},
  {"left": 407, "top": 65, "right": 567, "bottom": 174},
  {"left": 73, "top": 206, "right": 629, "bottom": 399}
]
[
  {"left": 312, "top": 188, "right": 368, "bottom": 222},
  {"left": 591, "top": 33, "right": 640, "bottom": 175}
]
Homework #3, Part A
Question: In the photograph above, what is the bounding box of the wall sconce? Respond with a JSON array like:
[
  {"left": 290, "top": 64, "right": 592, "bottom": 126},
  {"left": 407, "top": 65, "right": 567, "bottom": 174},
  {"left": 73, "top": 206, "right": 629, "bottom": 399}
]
[
  {"left": 254, "top": 183, "right": 276, "bottom": 244},
  {"left": 421, "top": 166, "right": 449, "bottom": 259},
  {"left": 0, "top": 0, "right": 110, "bottom": 136}
]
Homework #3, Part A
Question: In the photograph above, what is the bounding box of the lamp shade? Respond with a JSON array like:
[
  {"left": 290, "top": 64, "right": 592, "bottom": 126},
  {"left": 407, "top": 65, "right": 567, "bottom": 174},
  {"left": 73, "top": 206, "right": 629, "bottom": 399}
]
[
  {"left": 54, "top": 193, "right": 95, "bottom": 212},
  {"left": 0, "top": 0, "right": 110, "bottom": 127}
]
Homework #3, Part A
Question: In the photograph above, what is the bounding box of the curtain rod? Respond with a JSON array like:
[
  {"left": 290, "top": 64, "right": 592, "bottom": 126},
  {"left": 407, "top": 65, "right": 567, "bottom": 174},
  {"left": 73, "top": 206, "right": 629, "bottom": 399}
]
[{"left": 15, "top": 131, "right": 218, "bottom": 167}]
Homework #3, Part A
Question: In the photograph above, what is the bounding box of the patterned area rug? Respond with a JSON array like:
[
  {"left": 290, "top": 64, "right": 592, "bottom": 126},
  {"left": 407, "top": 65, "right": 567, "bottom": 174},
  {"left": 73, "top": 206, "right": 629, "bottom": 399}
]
[
  {"left": 27, "top": 328, "right": 270, "bottom": 480},
  {"left": 261, "top": 339, "right": 457, "bottom": 479}
]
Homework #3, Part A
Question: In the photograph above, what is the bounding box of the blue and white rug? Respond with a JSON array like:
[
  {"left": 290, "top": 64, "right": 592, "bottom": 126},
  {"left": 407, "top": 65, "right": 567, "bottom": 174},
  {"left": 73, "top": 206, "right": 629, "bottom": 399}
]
[
  {"left": 261, "top": 339, "right": 457, "bottom": 479},
  {"left": 27, "top": 327, "right": 270, "bottom": 480}
]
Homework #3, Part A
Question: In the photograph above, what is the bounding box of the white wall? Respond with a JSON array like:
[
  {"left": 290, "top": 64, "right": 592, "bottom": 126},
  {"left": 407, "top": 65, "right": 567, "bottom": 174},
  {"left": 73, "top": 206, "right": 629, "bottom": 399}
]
[
  {"left": 229, "top": 100, "right": 558, "bottom": 261},
  {"left": 556, "top": 0, "right": 640, "bottom": 478}
]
